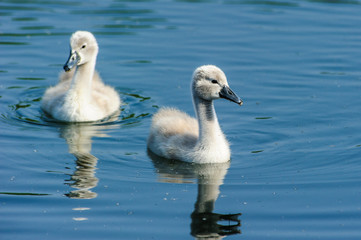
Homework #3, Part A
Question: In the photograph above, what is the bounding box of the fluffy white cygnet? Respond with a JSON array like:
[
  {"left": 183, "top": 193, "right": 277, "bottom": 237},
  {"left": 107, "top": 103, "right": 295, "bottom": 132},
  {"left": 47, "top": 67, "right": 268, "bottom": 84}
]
[
  {"left": 41, "top": 31, "right": 121, "bottom": 122},
  {"left": 147, "top": 65, "right": 243, "bottom": 164}
]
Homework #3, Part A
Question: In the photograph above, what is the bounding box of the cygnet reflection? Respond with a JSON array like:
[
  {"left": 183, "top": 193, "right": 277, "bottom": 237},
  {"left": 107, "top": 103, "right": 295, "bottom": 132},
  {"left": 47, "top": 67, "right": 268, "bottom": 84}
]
[
  {"left": 60, "top": 122, "right": 117, "bottom": 199},
  {"left": 149, "top": 151, "right": 241, "bottom": 239}
]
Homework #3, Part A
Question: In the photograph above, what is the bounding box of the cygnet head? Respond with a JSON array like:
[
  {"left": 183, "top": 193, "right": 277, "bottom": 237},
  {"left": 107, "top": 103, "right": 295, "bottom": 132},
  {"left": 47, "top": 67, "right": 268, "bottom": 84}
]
[
  {"left": 64, "top": 31, "right": 99, "bottom": 72},
  {"left": 192, "top": 65, "right": 243, "bottom": 105}
]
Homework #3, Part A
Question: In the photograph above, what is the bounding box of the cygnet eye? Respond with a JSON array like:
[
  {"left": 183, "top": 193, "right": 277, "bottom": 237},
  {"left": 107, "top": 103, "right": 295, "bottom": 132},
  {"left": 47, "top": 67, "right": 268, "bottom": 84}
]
[
  {"left": 211, "top": 79, "right": 218, "bottom": 84},
  {"left": 81, "top": 44, "right": 86, "bottom": 49}
]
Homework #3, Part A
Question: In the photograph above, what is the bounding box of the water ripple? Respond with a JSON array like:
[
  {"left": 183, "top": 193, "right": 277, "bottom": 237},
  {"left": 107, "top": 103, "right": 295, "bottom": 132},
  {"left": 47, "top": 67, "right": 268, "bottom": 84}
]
[{"left": 1, "top": 85, "right": 156, "bottom": 129}]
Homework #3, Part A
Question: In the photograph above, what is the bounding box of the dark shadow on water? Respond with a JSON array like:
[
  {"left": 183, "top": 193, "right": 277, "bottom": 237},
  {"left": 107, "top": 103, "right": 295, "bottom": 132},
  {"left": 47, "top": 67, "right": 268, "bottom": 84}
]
[
  {"left": 0, "top": 192, "right": 50, "bottom": 196},
  {"left": 148, "top": 150, "right": 241, "bottom": 239},
  {"left": 185, "top": 0, "right": 300, "bottom": 6},
  {"left": 307, "top": 0, "right": 360, "bottom": 4}
]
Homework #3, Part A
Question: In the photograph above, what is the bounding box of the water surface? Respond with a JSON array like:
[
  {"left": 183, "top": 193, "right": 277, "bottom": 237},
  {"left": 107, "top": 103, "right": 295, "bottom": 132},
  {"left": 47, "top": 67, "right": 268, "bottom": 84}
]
[{"left": 1, "top": 0, "right": 361, "bottom": 239}]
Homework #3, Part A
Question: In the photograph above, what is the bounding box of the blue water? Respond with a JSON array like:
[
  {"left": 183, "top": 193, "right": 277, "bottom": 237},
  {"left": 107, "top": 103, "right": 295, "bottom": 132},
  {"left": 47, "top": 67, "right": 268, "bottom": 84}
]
[{"left": 1, "top": 0, "right": 361, "bottom": 239}]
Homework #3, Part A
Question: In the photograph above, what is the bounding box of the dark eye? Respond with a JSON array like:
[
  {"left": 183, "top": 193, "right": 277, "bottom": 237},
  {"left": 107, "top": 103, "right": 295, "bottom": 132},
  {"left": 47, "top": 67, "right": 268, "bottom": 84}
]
[
  {"left": 211, "top": 79, "right": 218, "bottom": 84},
  {"left": 81, "top": 44, "right": 86, "bottom": 49}
]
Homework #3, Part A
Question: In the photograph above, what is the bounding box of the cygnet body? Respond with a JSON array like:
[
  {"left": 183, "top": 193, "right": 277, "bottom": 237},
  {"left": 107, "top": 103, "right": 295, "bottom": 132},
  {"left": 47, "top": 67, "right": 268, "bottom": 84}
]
[
  {"left": 41, "top": 31, "right": 121, "bottom": 122},
  {"left": 147, "top": 65, "right": 243, "bottom": 164}
]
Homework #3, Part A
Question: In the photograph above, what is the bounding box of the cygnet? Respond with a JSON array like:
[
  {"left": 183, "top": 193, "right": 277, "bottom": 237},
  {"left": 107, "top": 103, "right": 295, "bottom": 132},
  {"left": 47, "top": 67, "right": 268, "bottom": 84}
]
[
  {"left": 147, "top": 65, "right": 243, "bottom": 163},
  {"left": 41, "top": 31, "right": 121, "bottom": 122}
]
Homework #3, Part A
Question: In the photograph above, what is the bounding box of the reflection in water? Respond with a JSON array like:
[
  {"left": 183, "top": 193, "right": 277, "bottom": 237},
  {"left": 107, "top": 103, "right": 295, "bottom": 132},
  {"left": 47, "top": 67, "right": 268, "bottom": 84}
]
[
  {"left": 64, "top": 152, "right": 98, "bottom": 199},
  {"left": 60, "top": 122, "right": 116, "bottom": 199},
  {"left": 149, "top": 151, "right": 241, "bottom": 239}
]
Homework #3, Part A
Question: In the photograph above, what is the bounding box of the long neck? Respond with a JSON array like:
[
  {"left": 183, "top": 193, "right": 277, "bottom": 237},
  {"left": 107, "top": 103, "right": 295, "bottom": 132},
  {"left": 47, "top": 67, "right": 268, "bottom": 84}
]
[
  {"left": 193, "top": 96, "right": 224, "bottom": 147},
  {"left": 69, "top": 58, "right": 96, "bottom": 103}
]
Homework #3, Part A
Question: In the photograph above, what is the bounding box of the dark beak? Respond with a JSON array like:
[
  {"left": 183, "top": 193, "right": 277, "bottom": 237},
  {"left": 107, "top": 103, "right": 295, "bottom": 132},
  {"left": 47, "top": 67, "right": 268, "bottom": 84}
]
[
  {"left": 219, "top": 85, "right": 243, "bottom": 106},
  {"left": 63, "top": 51, "right": 80, "bottom": 72}
]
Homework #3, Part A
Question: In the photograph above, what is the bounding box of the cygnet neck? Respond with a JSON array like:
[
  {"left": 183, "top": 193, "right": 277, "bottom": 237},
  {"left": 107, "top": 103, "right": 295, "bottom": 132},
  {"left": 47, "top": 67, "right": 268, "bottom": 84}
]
[
  {"left": 69, "top": 58, "right": 96, "bottom": 102},
  {"left": 193, "top": 95, "right": 224, "bottom": 147}
]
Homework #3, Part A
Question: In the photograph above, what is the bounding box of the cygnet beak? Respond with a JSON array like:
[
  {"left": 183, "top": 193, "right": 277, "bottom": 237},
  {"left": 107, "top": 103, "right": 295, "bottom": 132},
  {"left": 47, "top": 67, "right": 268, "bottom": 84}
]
[
  {"left": 219, "top": 85, "right": 243, "bottom": 106},
  {"left": 63, "top": 51, "right": 80, "bottom": 72}
]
